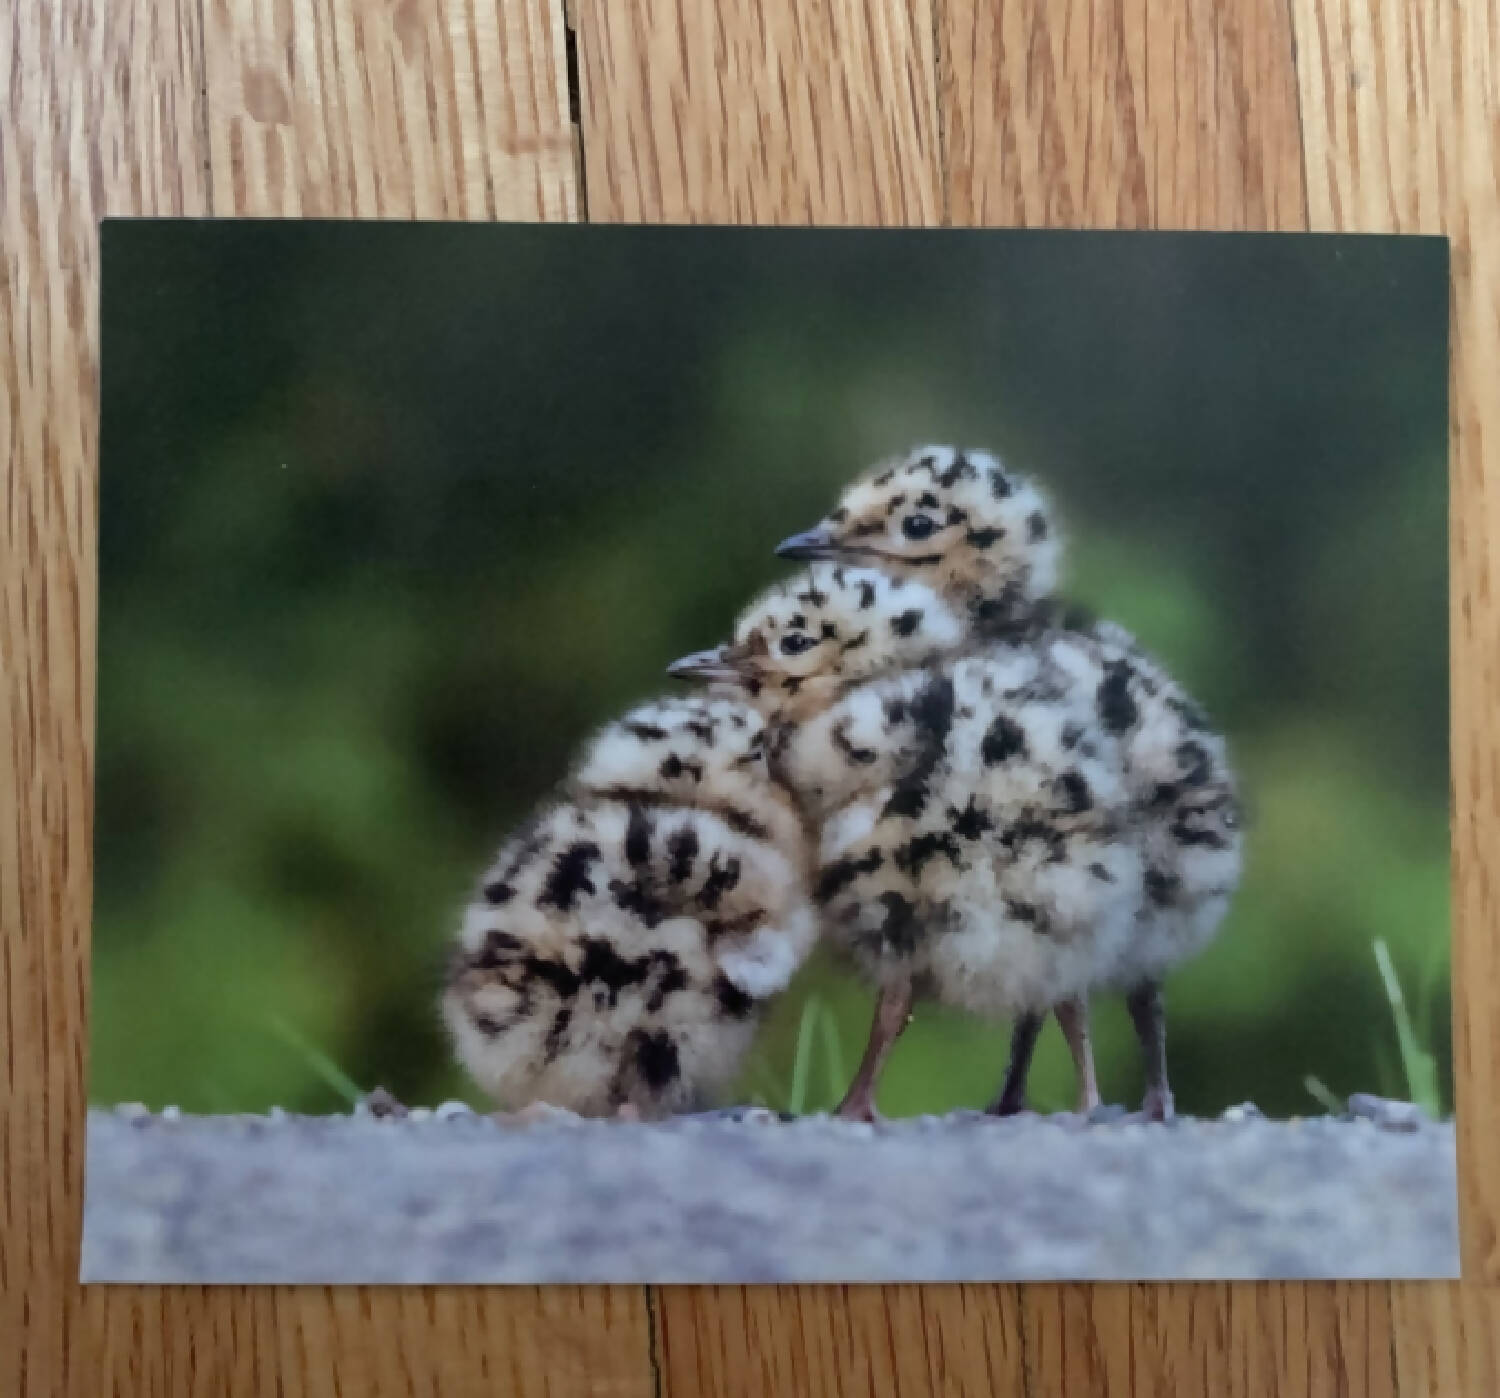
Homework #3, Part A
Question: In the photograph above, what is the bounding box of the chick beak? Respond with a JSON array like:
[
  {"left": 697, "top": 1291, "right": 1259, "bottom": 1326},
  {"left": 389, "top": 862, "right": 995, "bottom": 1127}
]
[
  {"left": 667, "top": 646, "right": 748, "bottom": 685},
  {"left": 775, "top": 526, "right": 840, "bottom": 561}
]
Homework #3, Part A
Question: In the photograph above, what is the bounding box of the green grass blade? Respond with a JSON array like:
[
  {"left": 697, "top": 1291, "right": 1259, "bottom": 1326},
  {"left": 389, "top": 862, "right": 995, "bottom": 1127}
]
[
  {"left": 819, "top": 1003, "right": 847, "bottom": 1111},
  {"left": 1303, "top": 1074, "right": 1344, "bottom": 1114},
  {"left": 265, "top": 1013, "right": 364, "bottom": 1108},
  {"left": 1372, "top": 938, "right": 1442, "bottom": 1117},
  {"left": 787, "top": 996, "right": 821, "bottom": 1116}
]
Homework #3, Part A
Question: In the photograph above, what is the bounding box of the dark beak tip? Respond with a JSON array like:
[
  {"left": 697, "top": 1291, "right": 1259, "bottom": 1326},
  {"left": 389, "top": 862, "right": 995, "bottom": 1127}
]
[{"left": 775, "top": 528, "right": 837, "bottom": 560}]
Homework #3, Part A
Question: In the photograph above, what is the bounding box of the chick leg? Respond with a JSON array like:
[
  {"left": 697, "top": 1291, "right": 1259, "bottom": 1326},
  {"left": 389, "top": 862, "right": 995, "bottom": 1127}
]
[
  {"left": 1126, "top": 980, "right": 1175, "bottom": 1122},
  {"left": 836, "top": 979, "right": 914, "bottom": 1123},
  {"left": 988, "top": 1011, "right": 1044, "bottom": 1116},
  {"left": 1054, "top": 995, "right": 1101, "bottom": 1114}
]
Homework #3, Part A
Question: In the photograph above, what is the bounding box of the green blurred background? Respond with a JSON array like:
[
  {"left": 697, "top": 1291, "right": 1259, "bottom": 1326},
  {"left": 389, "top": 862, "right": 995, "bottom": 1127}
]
[{"left": 94, "top": 222, "right": 1450, "bottom": 1119}]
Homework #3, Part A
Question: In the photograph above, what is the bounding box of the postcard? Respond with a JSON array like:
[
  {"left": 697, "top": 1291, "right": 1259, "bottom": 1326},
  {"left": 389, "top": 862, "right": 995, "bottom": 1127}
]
[{"left": 83, "top": 222, "right": 1454, "bottom": 1282}]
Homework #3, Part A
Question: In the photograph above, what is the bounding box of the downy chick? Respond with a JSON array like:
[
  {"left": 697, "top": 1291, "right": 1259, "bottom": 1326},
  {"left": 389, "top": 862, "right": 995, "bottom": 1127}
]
[
  {"left": 777, "top": 443, "right": 1242, "bottom": 1119},
  {"left": 442, "top": 694, "right": 816, "bottom": 1118},
  {"left": 671, "top": 563, "right": 1146, "bottom": 1121}
]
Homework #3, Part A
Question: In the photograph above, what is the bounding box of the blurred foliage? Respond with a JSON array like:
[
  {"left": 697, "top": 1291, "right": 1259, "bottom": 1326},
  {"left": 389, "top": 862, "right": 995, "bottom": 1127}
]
[{"left": 93, "top": 223, "right": 1450, "bottom": 1118}]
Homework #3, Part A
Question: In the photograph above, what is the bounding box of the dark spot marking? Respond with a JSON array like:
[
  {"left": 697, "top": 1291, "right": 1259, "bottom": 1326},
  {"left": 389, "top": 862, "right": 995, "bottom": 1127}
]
[
  {"left": 698, "top": 853, "right": 741, "bottom": 910},
  {"left": 609, "top": 877, "right": 665, "bottom": 928},
  {"left": 473, "top": 1012, "right": 505, "bottom": 1036},
  {"left": 1055, "top": 771, "right": 1092, "bottom": 813},
  {"left": 816, "top": 849, "right": 884, "bottom": 904},
  {"left": 537, "top": 842, "right": 600, "bottom": 911},
  {"left": 877, "top": 892, "right": 922, "bottom": 954},
  {"left": 828, "top": 507, "right": 850, "bottom": 524},
  {"left": 685, "top": 720, "right": 715, "bottom": 742},
  {"left": 482, "top": 880, "right": 516, "bottom": 905},
  {"left": 624, "top": 806, "right": 652, "bottom": 866},
  {"left": 721, "top": 806, "right": 771, "bottom": 839},
  {"left": 624, "top": 721, "right": 668, "bottom": 741},
  {"left": 990, "top": 468, "right": 1014, "bottom": 500},
  {"left": 891, "top": 608, "right": 924, "bottom": 638},
  {"left": 1171, "top": 813, "right": 1230, "bottom": 849},
  {"left": 544, "top": 1005, "right": 573, "bottom": 1058},
  {"left": 882, "top": 675, "right": 955, "bottom": 820},
  {"left": 832, "top": 720, "right": 878, "bottom": 766},
  {"left": 715, "top": 974, "right": 756, "bottom": 1018},
  {"left": 857, "top": 579, "right": 877, "bottom": 610},
  {"left": 841, "top": 629, "right": 869, "bottom": 653},
  {"left": 1145, "top": 868, "right": 1180, "bottom": 905},
  {"left": 630, "top": 1029, "right": 680, "bottom": 1090},
  {"left": 1097, "top": 661, "right": 1139, "bottom": 735},
  {"left": 474, "top": 929, "right": 524, "bottom": 969},
  {"left": 1027, "top": 511, "right": 1048, "bottom": 541},
  {"left": 917, "top": 491, "right": 940, "bottom": 509},
  {"left": 660, "top": 753, "right": 704, "bottom": 782},
  {"left": 950, "top": 799, "right": 993, "bottom": 841},
  {"left": 578, "top": 937, "right": 654, "bottom": 1004},
  {"left": 667, "top": 825, "right": 699, "bottom": 882},
  {"left": 1089, "top": 861, "right": 1116, "bottom": 882},
  {"left": 937, "top": 452, "right": 977, "bottom": 488},
  {"left": 873, "top": 468, "right": 896, "bottom": 486},
  {"left": 894, "top": 831, "right": 962, "bottom": 876},
  {"left": 981, "top": 714, "right": 1028, "bottom": 764},
  {"left": 525, "top": 956, "right": 581, "bottom": 1000},
  {"left": 851, "top": 519, "right": 884, "bottom": 538},
  {"left": 966, "top": 527, "right": 1004, "bottom": 550}
]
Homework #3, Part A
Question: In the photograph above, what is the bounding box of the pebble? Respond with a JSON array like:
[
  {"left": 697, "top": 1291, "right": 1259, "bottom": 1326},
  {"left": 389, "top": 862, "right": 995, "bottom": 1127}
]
[
  {"left": 268, "top": 1106, "right": 287, "bottom": 1123},
  {"left": 1348, "top": 1093, "right": 1428, "bottom": 1133},
  {"left": 434, "top": 1100, "right": 474, "bottom": 1120},
  {"left": 1221, "top": 1102, "right": 1265, "bottom": 1124},
  {"left": 407, "top": 1107, "right": 433, "bottom": 1123},
  {"left": 363, "top": 1087, "right": 408, "bottom": 1120},
  {"left": 114, "top": 1101, "right": 150, "bottom": 1121},
  {"left": 160, "top": 1105, "right": 181, "bottom": 1122}
]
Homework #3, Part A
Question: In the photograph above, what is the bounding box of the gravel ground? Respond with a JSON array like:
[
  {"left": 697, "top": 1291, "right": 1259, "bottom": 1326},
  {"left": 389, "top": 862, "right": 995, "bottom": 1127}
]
[{"left": 82, "top": 1101, "right": 1459, "bottom": 1284}]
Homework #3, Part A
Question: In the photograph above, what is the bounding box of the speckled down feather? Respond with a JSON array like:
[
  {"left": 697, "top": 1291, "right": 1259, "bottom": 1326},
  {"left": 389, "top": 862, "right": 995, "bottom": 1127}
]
[{"left": 442, "top": 695, "right": 815, "bottom": 1118}]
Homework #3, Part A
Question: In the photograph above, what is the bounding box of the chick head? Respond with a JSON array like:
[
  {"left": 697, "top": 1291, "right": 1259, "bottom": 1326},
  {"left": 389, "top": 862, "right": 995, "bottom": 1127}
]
[
  {"left": 775, "top": 444, "right": 1061, "bottom": 631},
  {"left": 668, "top": 563, "right": 964, "bottom": 725}
]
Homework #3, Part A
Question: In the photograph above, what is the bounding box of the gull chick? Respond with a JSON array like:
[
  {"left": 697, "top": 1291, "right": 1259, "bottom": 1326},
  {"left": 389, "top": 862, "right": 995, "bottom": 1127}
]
[
  {"left": 671, "top": 563, "right": 1146, "bottom": 1121},
  {"left": 778, "top": 444, "right": 1243, "bottom": 1119},
  {"left": 443, "top": 694, "right": 815, "bottom": 1118}
]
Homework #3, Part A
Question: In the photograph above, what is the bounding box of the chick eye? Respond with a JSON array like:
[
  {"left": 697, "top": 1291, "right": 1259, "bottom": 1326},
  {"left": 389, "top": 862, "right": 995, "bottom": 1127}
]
[
  {"left": 902, "top": 514, "right": 937, "bottom": 540},
  {"left": 780, "top": 633, "right": 817, "bottom": 656}
]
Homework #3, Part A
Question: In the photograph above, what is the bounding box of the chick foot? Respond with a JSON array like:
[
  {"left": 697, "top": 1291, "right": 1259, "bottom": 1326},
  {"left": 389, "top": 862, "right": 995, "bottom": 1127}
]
[
  {"left": 987, "top": 1010, "right": 1044, "bottom": 1116},
  {"left": 1126, "top": 980, "right": 1175, "bottom": 1123},
  {"left": 835, "top": 979, "right": 914, "bottom": 1124},
  {"left": 1054, "top": 996, "right": 1101, "bottom": 1115}
]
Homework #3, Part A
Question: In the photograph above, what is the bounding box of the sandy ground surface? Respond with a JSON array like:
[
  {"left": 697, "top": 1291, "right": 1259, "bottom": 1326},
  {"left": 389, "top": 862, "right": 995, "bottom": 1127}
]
[{"left": 81, "top": 1102, "right": 1459, "bottom": 1284}]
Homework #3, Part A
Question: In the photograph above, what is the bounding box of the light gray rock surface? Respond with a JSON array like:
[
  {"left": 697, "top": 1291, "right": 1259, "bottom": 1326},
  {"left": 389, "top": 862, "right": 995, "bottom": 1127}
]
[{"left": 81, "top": 1106, "right": 1459, "bottom": 1284}]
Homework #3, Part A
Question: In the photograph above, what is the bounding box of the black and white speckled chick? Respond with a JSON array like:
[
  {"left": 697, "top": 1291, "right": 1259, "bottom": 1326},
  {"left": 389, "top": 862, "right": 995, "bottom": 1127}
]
[
  {"left": 442, "top": 694, "right": 816, "bottom": 1119},
  {"left": 778, "top": 444, "right": 1244, "bottom": 1119},
  {"left": 672, "top": 563, "right": 1147, "bottom": 1121}
]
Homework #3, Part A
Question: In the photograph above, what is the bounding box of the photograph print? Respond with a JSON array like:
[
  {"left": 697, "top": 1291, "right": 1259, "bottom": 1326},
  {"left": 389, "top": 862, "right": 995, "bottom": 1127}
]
[{"left": 82, "top": 221, "right": 1454, "bottom": 1283}]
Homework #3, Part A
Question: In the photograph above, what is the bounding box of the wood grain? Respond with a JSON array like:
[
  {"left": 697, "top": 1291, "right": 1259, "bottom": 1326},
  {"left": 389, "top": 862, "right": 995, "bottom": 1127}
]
[
  {"left": 1, "top": 2, "right": 652, "bottom": 1395},
  {"left": 3, "top": 0, "right": 1495, "bottom": 1391},
  {"left": 574, "top": 0, "right": 942, "bottom": 224},
  {"left": 941, "top": 0, "right": 1308, "bottom": 230},
  {"left": 1291, "top": 0, "right": 1500, "bottom": 1390}
]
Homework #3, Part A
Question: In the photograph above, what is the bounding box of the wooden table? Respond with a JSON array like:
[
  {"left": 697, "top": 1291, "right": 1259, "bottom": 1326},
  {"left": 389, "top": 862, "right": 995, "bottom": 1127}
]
[{"left": 3, "top": 2, "right": 1495, "bottom": 1392}]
